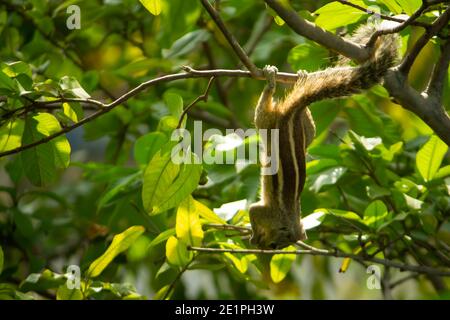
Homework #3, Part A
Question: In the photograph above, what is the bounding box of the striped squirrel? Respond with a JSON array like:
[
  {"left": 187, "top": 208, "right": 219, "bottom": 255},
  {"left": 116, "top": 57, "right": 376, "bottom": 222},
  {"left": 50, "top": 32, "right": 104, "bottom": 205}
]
[{"left": 249, "top": 23, "right": 399, "bottom": 249}]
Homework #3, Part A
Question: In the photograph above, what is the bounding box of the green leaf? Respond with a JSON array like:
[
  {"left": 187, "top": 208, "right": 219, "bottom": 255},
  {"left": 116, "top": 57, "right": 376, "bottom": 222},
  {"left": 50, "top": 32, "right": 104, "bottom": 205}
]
[
  {"left": 59, "top": 76, "right": 90, "bottom": 99},
  {"left": 21, "top": 116, "right": 56, "bottom": 186},
  {"left": 288, "top": 42, "right": 328, "bottom": 72},
  {"left": 395, "top": 0, "right": 421, "bottom": 15},
  {"left": 163, "top": 91, "right": 184, "bottom": 119},
  {"left": 148, "top": 228, "right": 176, "bottom": 250},
  {"left": 142, "top": 149, "right": 202, "bottom": 215},
  {"left": 363, "top": 200, "right": 388, "bottom": 229},
  {"left": 0, "top": 69, "right": 16, "bottom": 93},
  {"left": 379, "top": 0, "right": 402, "bottom": 14},
  {"left": 87, "top": 226, "right": 145, "bottom": 278},
  {"left": 176, "top": 196, "right": 204, "bottom": 247},
  {"left": 270, "top": 246, "right": 296, "bottom": 284},
  {"left": 36, "top": 113, "right": 71, "bottom": 168},
  {"left": 165, "top": 236, "right": 192, "bottom": 267},
  {"left": 162, "top": 30, "right": 210, "bottom": 59},
  {"left": 97, "top": 171, "right": 141, "bottom": 209},
  {"left": 20, "top": 269, "right": 66, "bottom": 292},
  {"left": 314, "top": 1, "right": 366, "bottom": 30},
  {"left": 140, "top": 0, "right": 162, "bottom": 16},
  {"left": 435, "top": 165, "right": 450, "bottom": 180},
  {"left": 21, "top": 113, "right": 71, "bottom": 179},
  {"left": 2, "top": 61, "right": 31, "bottom": 77},
  {"left": 56, "top": 285, "right": 83, "bottom": 300},
  {"left": 0, "top": 246, "right": 3, "bottom": 276},
  {"left": 62, "top": 102, "right": 82, "bottom": 123},
  {"left": 311, "top": 167, "right": 346, "bottom": 192},
  {"left": 0, "top": 119, "right": 24, "bottom": 152},
  {"left": 302, "top": 211, "right": 326, "bottom": 230},
  {"left": 416, "top": 135, "right": 448, "bottom": 181},
  {"left": 220, "top": 243, "right": 250, "bottom": 274},
  {"left": 133, "top": 132, "right": 167, "bottom": 166}
]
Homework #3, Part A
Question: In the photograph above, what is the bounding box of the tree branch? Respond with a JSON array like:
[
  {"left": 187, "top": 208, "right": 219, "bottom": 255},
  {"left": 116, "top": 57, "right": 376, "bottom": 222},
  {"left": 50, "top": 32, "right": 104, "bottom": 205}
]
[
  {"left": 0, "top": 68, "right": 298, "bottom": 158},
  {"left": 264, "top": 0, "right": 370, "bottom": 62},
  {"left": 188, "top": 246, "right": 450, "bottom": 277},
  {"left": 263, "top": 0, "right": 450, "bottom": 146},
  {"left": 426, "top": 40, "right": 450, "bottom": 103},
  {"left": 399, "top": 7, "right": 450, "bottom": 74}
]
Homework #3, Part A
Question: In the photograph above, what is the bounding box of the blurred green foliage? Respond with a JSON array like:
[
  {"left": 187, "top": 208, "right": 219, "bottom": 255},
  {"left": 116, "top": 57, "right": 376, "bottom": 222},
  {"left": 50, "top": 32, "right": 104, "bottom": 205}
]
[{"left": 0, "top": 0, "right": 449, "bottom": 300}]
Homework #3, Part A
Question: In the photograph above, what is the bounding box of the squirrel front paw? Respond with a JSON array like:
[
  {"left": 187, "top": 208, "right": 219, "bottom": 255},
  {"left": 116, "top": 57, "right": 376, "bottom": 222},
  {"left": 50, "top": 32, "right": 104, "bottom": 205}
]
[
  {"left": 263, "top": 65, "right": 278, "bottom": 89},
  {"left": 297, "top": 69, "right": 308, "bottom": 81}
]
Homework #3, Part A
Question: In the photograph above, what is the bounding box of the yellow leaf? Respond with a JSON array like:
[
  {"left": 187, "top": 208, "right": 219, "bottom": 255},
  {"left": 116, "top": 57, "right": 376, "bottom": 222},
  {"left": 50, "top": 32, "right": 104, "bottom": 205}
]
[
  {"left": 176, "top": 196, "right": 204, "bottom": 246},
  {"left": 270, "top": 246, "right": 296, "bottom": 283},
  {"left": 87, "top": 226, "right": 145, "bottom": 278},
  {"left": 139, "top": 0, "right": 162, "bottom": 16},
  {"left": 165, "top": 236, "right": 192, "bottom": 267},
  {"left": 194, "top": 199, "right": 227, "bottom": 224}
]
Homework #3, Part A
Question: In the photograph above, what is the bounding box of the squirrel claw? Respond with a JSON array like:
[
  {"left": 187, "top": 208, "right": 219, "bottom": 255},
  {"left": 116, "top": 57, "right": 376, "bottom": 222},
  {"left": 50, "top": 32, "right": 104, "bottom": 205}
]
[
  {"left": 297, "top": 69, "right": 308, "bottom": 81},
  {"left": 263, "top": 65, "right": 278, "bottom": 89}
]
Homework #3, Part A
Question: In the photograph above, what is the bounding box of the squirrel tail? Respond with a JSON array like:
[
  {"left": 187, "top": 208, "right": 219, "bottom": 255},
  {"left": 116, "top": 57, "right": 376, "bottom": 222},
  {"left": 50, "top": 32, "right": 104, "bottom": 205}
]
[{"left": 279, "top": 23, "right": 399, "bottom": 111}]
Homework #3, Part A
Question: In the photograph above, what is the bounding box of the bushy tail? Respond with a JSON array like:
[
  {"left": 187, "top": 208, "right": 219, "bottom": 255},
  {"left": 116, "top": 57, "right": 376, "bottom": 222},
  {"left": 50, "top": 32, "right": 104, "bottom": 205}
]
[{"left": 280, "top": 23, "right": 399, "bottom": 111}]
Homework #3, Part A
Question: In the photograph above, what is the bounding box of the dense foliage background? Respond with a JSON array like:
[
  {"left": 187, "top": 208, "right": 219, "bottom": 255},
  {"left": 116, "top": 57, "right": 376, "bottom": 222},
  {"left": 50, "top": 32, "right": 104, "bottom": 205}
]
[{"left": 0, "top": 0, "right": 449, "bottom": 300}]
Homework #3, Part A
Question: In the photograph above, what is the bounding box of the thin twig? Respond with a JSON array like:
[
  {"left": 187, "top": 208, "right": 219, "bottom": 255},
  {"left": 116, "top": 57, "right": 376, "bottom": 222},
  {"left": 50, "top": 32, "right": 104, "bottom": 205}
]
[
  {"left": 366, "top": 3, "right": 428, "bottom": 47},
  {"left": 426, "top": 40, "right": 450, "bottom": 102},
  {"left": 161, "top": 257, "right": 196, "bottom": 300},
  {"left": 177, "top": 76, "right": 215, "bottom": 129},
  {"left": 399, "top": 7, "right": 450, "bottom": 74},
  {"left": 199, "top": 0, "right": 261, "bottom": 76},
  {"left": 188, "top": 246, "right": 450, "bottom": 277},
  {"left": 336, "top": 0, "right": 430, "bottom": 30}
]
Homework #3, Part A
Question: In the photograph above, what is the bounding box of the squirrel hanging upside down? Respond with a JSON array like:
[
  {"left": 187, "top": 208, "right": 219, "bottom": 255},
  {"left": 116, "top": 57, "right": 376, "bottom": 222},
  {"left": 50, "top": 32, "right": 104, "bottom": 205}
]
[{"left": 249, "top": 23, "right": 399, "bottom": 249}]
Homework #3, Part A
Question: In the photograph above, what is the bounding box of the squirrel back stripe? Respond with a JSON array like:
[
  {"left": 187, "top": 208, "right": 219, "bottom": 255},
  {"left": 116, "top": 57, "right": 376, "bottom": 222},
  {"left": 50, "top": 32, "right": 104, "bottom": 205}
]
[{"left": 279, "top": 23, "right": 399, "bottom": 113}]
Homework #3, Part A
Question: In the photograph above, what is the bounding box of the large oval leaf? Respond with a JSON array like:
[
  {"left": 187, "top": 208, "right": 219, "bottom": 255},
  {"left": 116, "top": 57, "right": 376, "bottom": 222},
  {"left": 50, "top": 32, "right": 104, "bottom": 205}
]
[
  {"left": 87, "top": 226, "right": 145, "bottom": 278},
  {"left": 416, "top": 135, "right": 448, "bottom": 182},
  {"left": 314, "top": 1, "right": 366, "bottom": 30},
  {"left": 270, "top": 246, "right": 296, "bottom": 284},
  {"left": 142, "top": 149, "right": 202, "bottom": 215}
]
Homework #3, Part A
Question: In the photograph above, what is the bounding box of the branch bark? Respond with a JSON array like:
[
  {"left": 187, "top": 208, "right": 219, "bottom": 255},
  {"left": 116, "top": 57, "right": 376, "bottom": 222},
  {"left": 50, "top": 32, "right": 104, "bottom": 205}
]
[
  {"left": 263, "top": 0, "right": 450, "bottom": 146},
  {"left": 188, "top": 245, "right": 450, "bottom": 277}
]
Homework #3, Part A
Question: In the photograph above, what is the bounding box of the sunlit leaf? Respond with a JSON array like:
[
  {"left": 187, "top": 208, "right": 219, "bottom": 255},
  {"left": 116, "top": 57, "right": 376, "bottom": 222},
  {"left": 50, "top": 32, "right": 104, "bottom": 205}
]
[
  {"left": 311, "top": 167, "right": 346, "bottom": 192},
  {"left": 176, "top": 196, "right": 204, "bottom": 246},
  {"left": 416, "top": 135, "right": 448, "bottom": 181},
  {"left": 0, "top": 119, "right": 23, "bottom": 152},
  {"left": 87, "top": 226, "right": 145, "bottom": 278},
  {"left": 314, "top": 1, "right": 366, "bottom": 30},
  {"left": 270, "top": 246, "right": 296, "bottom": 283},
  {"left": 59, "top": 76, "right": 90, "bottom": 99},
  {"left": 165, "top": 236, "right": 192, "bottom": 267},
  {"left": 56, "top": 285, "right": 83, "bottom": 300},
  {"left": 142, "top": 149, "right": 202, "bottom": 215},
  {"left": 395, "top": 0, "right": 421, "bottom": 15},
  {"left": 363, "top": 200, "right": 388, "bottom": 228},
  {"left": 139, "top": 0, "right": 162, "bottom": 16},
  {"left": 194, "top": 198, "right": 226, "bottom": 224}
]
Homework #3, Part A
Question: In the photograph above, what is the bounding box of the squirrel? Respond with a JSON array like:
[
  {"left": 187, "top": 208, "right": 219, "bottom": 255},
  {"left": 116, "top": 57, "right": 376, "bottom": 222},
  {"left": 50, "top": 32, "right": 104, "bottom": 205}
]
[{"left": 249, "top": 23, "right": 399, "bottom": 249}]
